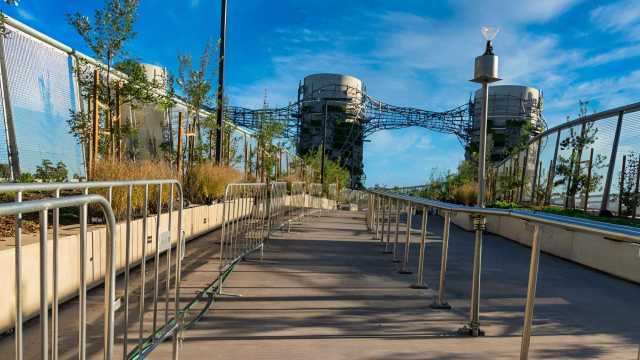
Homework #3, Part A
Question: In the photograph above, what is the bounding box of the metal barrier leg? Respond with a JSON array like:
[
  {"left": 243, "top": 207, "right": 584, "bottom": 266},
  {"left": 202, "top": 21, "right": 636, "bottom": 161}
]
[
  {"left": 39, "top": 210, "right": 48, "bottom": 360},
  {"left": 431, "top": 211, "right": 452, "bottom": 310},
  {"left": 411, "top": 206, "right": 428, "bottom": 289},
  {"left": 520, "top": 224, "right": 541, "bottom": 360},
  {"left": 392, "top": 199, "right": 401, "bottom": 263},
  {"left": 399, "top": 204, "right": 413, "bottom": 274},
  {"left": 459, "top": 215, "right": 486, "bottom": 336}
]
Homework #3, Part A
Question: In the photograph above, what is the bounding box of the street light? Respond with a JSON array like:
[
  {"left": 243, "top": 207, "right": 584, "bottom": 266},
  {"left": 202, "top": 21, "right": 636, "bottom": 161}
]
[{"left": 461, "top": 26, "right": 501, "bottom": 337}]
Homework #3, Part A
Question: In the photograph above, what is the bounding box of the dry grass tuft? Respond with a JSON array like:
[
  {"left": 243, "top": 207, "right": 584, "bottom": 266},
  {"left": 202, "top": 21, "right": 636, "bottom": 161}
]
[
  {"left": 92, "top": 160, "right": 176, "bottom": 217},
  {"left": 452, "top": 182, "right": 477, "bottom": 206},
  {"left": 185, "top": 162, "right": 243, "bottom": 203}
]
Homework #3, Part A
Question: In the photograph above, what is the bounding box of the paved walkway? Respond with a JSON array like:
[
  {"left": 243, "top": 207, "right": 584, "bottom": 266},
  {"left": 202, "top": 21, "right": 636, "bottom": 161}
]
[{"left": 155, "top": 210, "right": 640, "bottom": 359}]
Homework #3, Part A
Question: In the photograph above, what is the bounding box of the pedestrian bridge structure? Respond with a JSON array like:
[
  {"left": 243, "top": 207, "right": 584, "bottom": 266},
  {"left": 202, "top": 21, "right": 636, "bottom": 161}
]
[{"left": 1, "top": 185, "right": 639, "bottom": 360}]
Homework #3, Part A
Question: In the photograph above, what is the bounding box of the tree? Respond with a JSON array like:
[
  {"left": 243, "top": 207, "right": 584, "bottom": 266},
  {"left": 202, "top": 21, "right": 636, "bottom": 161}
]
[
  {"left": 176, "top": 40, "right": 216, "bottom": 165},
  {"left": 619, "top": 152, "right": 640, "bottom": 216},
  {"left": 67, "top": 0, "right": 139, "bottom": 108},
  {"left": 35, "top": 159, "right": 68, "bottom": 182},
  {"left": 255, "top": 120, "right": 285, "bottom": 182},
  {"left": 554, "top": 122, "right": 606, "bottom": 210},
  {"left": 302, "top": 147, "right": 350, "bottom": 192},
  {"left": 66, "top": 0, "right": 141, "bottom": 167}
]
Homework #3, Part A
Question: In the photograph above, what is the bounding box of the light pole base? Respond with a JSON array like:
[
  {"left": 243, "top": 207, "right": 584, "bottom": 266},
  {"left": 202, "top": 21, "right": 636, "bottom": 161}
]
[
  {"left": 409, "top": 283, "right": 428, "bottom": 289},
  {"left": 457, "top": 324, "right": 485, "bottom": 337},
  {"left": 430, "top": 302, "right": 451, "bottom": 310}
]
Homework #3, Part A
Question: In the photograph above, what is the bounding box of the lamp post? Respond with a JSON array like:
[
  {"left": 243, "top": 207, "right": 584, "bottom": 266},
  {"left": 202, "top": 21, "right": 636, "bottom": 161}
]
[{"left": 461, "top": 26, "right": 501, "bottom": 337}]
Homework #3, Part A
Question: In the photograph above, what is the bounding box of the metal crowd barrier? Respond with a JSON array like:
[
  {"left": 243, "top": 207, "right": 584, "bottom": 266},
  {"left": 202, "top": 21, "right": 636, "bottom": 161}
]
[
  {"left": 290, "top": 181, "right": 306, "bottom": 220},
  {"left": 269, "top": 182, "right": 288, "bottom": 232},
  {"left": 307, "top": 183, "right": 323, "bottom": 215},
  {"left": 366, "top": 189, "right": 640, "bottom": 360},
  {"left": 219, "top": 183, "right": 269, "bottom": 279},
  {"left": 1, "top": 193, "right": 116, "bottom": 360},
  {"left": 0, "top": 179, "right": 185, "bottom": 360}
]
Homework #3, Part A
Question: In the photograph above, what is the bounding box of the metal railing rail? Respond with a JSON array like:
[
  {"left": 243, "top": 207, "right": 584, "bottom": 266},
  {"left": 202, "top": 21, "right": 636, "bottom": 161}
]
[
  {"left": 2, "top": 194, "right": 116, "bottom": 360},
  {"left": 365, "top": 189, "right": 640, "bottom": 360},
  {"left": 0, "top": 179, "right": 185, "bottom": 360}
]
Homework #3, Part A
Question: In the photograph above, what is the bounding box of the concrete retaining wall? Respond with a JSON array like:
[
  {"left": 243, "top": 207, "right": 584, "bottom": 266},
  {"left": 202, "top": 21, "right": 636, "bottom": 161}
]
[
  {"left": 449, "top": 212, "right": 640, "bottom": 283},
  {"left": 0, "top": 195, "right": 336, "bottom": 333}
]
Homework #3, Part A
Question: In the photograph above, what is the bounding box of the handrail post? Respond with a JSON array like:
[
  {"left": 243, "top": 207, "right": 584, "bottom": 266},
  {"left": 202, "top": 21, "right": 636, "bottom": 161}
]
[
  {"left": 410, "top": 205, "right": 428, "bottom": 289},
  {"left": 383, "top": 196, "right": 393, "bottom": 253},
  {"left": 392, "top": 199, "right": 401, "bottom": 263},
  {"left": 520, "top": 224, "right": 541, "bottom": 359},
  {"left": 399, "top": 203, "right": 413, "bottom": 274},
  {"left": 431, "top": 210, "right": 452, "bottom": 309},
  {"left": 459, "top": 214, "right": 486, "bottom": 336}
]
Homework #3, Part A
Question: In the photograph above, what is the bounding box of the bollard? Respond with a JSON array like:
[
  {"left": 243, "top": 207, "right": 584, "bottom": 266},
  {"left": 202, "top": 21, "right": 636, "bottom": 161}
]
[
  {"left": 459, "top": 214, "right": 486, "bottom": 336},
  {"left": 431, "top": 211, "right": 452, "bottom": 310},
  {"left": 392, "top": 199, "right": 401, "bottom": 263},
  {"left": 520, "top": 224, "right": 541, "bottom": 360},
  {"left": 410, "top": 206, "right": 428, "bottom": 289},
  {"left": 398, "top": 203, "right": 413, "bottom": 274}
]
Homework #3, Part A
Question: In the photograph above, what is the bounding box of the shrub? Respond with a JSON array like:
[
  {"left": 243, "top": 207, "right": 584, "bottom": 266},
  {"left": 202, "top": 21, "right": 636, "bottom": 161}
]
[
  {"left": 92, "top": 160, "right": 175, "bottom": 218},
  {"left": 452, "top": 182, "right": 477, "bottom": 206},
  {"left": 184, "top": 162, "right": 242, "bottom": 204}
]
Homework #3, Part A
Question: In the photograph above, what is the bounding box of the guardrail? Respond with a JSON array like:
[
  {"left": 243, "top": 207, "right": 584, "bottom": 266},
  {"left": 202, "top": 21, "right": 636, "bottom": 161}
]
[
  {"left": 1, "top": 193, "right": 116, "bottom": 360},
  {"left": 365, "top": 189, "right": 640, "bottom": 359},
  {"left": 0, "top": 179, "right": 184, "bottom": 360}
]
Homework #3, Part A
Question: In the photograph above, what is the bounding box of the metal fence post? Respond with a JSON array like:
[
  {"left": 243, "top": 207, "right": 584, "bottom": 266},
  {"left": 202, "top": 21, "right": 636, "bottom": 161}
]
[
  {"left": 392, "top": 199, "right": 401, "bottom": 263},
  {"left": 411, "top": 206, "right": 428, "bottom": 289},
  {"left": 600, "top": 111, "right": 624, "bottom": 215},
  {"left": 431, "top": 211, "right": 452, "bottom": 310},
  {"left": 460, "top": 214, "right": 486, "bottom": 336},
  {"left": 520, "top": 224, "right": 541, "bottom": 359},
  {"left": 399, "top": 203, "right": 413, "bottom": 274},
  {"left": 384, "top": 196, "right": 393, "bottom": 254}
]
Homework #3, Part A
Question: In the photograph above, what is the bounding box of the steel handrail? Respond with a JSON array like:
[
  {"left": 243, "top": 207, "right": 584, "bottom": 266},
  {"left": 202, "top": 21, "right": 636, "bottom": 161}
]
[
  {"left": 366, "top": 189, "right": 640, "bottom": 359},
  {"left": 370, "top": 189, "right": 640, "bottom": 243}
]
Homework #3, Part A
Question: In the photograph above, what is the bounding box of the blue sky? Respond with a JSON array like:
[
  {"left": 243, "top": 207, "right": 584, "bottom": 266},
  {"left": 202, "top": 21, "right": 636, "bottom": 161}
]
[{"left": 6, "top": 0, "right": 640, "bottom": 186}]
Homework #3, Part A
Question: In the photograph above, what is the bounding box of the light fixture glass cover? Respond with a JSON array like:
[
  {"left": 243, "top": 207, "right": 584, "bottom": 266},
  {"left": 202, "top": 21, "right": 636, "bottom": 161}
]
[{"left": 481, "top": 26, "right": 500, "bottom": 41}]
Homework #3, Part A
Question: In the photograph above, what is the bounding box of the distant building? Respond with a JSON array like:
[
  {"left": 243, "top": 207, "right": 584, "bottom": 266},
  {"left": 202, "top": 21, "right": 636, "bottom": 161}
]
[
  {"left": 298, "top": 73, "right": 365, "bottom": 187},
  {"left": 468, "top": 85, "right": 544, "bottom": 162}
]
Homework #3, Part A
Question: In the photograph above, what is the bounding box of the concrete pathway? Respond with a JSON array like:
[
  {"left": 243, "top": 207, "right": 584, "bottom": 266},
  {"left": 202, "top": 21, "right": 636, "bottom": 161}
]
[{"left": 154, "top": 210, "right": 640, "bottom": 359}]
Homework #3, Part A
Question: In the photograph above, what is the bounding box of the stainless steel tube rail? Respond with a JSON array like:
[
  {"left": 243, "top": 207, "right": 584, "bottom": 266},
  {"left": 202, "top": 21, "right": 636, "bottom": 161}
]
[
  {"left": 290, "top": 182, "right": 306, "bottom": 220},
  {"left": 0, "top": 179, "right": 185, "bottom": 360},
  {"left": 2, "top": 194, "right": 116, "bottom": 360},
  {"left": 366, "top": 189, "right": 640, "bottom": 360}
]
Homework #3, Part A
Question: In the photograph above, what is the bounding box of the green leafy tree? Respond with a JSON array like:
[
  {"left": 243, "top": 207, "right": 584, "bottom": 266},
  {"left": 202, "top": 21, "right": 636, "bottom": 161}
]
[
  {"left": 177, "top": 40, "right": 215, "bottom": 164},
  {"left": 620, "top": 152, "right": 640, "bottom": 216},
  {"left": 35, "top": 159, "right": 68, "bottom": 182},
  {"left": 66, "top": 0, "right": 141, "bottom": 162},
  {"left": 554, "top": 122, "right": 606, "bottom": 210}
]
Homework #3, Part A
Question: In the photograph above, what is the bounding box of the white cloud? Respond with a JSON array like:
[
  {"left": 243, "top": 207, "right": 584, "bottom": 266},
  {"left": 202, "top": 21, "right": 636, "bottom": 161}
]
[
  {"left": 16, "top": 7, "right": 36, "bottom": 22},
  {"left": 190, "top": 0, "right": 201, "bottom": 8},
  {"left": 582, "top": 44, "right": 640, "bottom": 67},
  {"left": 590, "top": 0, "right": 640, "bottom": 39}
]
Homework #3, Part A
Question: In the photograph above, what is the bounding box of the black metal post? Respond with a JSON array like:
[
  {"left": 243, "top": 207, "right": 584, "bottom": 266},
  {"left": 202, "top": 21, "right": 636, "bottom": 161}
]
[{"left": 214, "top": 0, "right": 228, "bottom": 164}]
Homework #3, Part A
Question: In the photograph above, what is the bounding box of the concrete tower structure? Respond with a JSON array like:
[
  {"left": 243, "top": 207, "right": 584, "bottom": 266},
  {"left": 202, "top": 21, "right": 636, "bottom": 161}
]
[
  {"left": 298, "top": 73, "right": 365, "bottom": 187},
  {"left": 469, "top": 85, "right": 543, "bottom": 162}
]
